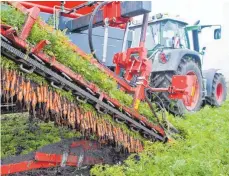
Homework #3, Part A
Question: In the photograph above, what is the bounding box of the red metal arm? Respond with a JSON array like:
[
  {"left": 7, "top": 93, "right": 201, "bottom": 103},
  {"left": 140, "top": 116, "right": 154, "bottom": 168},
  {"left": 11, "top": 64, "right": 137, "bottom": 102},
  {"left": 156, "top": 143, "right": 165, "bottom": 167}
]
[{"left": 1, "top": 140, "right": 103, "bottom": 175}]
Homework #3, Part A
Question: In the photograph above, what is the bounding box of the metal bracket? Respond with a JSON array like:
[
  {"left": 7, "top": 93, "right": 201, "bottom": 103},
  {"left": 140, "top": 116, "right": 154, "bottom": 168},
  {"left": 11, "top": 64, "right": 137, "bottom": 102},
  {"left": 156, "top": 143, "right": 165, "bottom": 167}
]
[
  {"left": 95, "top": 104, "right": 108, "bottom": 114},
  {"left": 114, "top": 115, "right": 126, "bottom": 124},
  {"left": 51, "top": 81, "right": 65, "bottom": 89},
  {"left": 102, "top": 18, "right": 109, "bottom": 63},
  {"left": 130, "top": 125, "right": 140, "bottom": 132},
  {"left": 19, "top": 64, "right": 35, "bottom": 74},
  {"left": 76, "top": 95, "right": 88, "bottom": 103},
  {"left": 60, "top": 151, "right": 68, "bottom": 167}
]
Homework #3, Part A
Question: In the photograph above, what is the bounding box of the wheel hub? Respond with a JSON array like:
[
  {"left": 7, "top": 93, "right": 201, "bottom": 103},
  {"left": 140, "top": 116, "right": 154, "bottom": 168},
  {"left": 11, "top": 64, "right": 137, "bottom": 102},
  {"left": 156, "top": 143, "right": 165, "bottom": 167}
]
[{"left": 216, "top": 83, "right": 223, "bottom": 102}]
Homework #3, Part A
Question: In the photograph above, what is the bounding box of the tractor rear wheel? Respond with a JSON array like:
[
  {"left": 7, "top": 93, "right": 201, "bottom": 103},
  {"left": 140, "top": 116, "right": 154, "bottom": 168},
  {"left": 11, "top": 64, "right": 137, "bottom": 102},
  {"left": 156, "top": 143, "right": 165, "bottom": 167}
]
[
  {"left": 150, "top": 57, "right": 203, "bottom": 116},
  {"left": 206, "top": 73, "right": 227, "bottom": 106}
]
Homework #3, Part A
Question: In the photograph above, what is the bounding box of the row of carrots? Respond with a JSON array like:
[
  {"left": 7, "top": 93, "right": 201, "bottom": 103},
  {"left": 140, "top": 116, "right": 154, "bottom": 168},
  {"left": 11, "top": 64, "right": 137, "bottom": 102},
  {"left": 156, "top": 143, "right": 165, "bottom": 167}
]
[{"left": 1, "top": 68, "right": 143, "bottom": 153}]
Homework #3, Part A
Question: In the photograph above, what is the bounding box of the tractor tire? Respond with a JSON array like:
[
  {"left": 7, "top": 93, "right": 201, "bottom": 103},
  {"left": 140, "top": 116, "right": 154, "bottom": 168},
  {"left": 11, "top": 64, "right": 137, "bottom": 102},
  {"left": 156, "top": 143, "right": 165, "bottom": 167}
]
[
  {"left": 150, "top": 57, "right": 203, "bottom": 116},
  {"left": 206, "top": 73, "right": 227, "bottom": 106}
]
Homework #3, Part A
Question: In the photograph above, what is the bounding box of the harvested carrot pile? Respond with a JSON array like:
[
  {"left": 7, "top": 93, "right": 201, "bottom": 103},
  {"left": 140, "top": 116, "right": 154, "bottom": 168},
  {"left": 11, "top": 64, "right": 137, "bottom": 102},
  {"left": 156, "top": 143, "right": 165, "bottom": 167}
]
[{"left": 1, "top": 55, "right": 144, "bottom": 153}]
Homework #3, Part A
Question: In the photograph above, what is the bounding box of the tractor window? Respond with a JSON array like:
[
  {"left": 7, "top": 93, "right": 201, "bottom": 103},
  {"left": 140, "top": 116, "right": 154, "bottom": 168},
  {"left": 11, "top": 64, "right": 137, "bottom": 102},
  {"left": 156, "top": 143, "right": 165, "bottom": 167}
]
[
  {"left": 161, "top": 20, "right": 188, "bottom": 48},
  {"left": 178, "top": 23, "right": 188, "bottom": 48},
  {"left": 130, "top": 23, "right": 160, "bottom": 50}
]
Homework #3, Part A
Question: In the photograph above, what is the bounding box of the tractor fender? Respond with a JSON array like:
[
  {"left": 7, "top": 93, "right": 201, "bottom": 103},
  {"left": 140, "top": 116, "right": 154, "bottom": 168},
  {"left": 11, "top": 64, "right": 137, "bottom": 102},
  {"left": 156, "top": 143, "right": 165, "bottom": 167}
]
[
  {"left": 202, "top": 68, "right": 219, "bottom": 97},
  {"left": 151, "top": 49, "right": 201, "bottom": 72}
]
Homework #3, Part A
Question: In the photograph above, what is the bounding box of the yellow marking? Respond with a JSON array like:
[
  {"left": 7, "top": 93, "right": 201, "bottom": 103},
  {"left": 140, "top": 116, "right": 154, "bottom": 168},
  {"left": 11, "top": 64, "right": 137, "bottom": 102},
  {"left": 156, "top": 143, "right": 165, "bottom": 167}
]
[
  {"left": 191, "top": 86, "right": 196, "bottom": 97},
  {"left": 134, "top": 99, "right": 140, "bottom": 110}
]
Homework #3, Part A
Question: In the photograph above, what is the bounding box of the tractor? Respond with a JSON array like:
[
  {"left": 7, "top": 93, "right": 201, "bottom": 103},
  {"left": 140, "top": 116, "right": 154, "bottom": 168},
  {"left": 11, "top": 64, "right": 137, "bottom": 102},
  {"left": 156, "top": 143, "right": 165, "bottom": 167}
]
[
  {"left": 61, "top": 11, "right": 227, "bottom": 116},
  {"left": 73, "top": 12, "right": 228, "bottom": 115},
  {"left": 128, "top": 13, "right": 227, "bottom": 115}
]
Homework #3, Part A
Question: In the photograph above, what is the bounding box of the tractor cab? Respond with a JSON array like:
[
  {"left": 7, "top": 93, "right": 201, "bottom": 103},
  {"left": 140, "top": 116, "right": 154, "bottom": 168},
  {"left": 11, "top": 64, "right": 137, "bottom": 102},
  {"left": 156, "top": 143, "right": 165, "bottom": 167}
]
[
  {"left": 130, "top": 14, "right": 189, "bottom": 57},
  {"left": 129, "top": 13, "right": 226, "bottom": 115},
  {"left": 130, "top": 13, "right": 221, "bottom": 58}
]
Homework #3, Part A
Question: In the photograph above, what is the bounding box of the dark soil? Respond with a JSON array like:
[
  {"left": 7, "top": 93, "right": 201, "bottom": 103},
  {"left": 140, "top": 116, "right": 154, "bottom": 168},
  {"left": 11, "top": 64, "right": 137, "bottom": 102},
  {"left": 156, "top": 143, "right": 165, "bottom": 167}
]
[{"left": 1, "top": 138, "right": 129, "bottom": 176}]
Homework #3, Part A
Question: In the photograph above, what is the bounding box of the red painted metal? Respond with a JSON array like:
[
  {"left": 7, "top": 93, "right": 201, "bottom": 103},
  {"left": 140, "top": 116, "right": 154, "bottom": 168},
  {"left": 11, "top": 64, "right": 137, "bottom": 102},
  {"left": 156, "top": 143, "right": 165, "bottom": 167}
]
[
  {"left": 1, "top": 2, "right": 196, "bottom": 138},
  {"left": 20, "top": 7, "right": 40, "bottom": 40},
  {"left": 169, "top": 75, "right": 197, "bottom": 107},
  {"left": 1, "top": 140, "right": 103, "bottom": 174},
  {"left": 216, "top": 83, "right": 223, "bottom": 102},
  {"left": 25, "top": 1, "right": 93, "bottom": 15},
  {"left": 1, "top": 161, "right": 57, "bottom": 175},
  {"left": 35, "top": 152, "right": 78, "bottom": 166},
  {"left": 2, "top": 2, "right": 40, "bottom": 48},
  {"left": 21, "top": 1, "right": 129, "bottom": 29},
  {"left": 71, "top": 140, "right": 99, "bottom": 150},
  {"left": 20, "top": 1, "right": 83, "bottom": 18},
  {"left": 1, "top": 24, "right": 28, "bottom": 49},
  {"left": 185, "top": 71, "right": 199, "bottom": 110},
  {"left": 31, "top": 40, "right": 51, "bottom": 53},
  {"left": 114, "top": 47, "right": 152, "bottom": 109},
  {"left": 103, "top": 2, "right": 129, "bottom": 29}
]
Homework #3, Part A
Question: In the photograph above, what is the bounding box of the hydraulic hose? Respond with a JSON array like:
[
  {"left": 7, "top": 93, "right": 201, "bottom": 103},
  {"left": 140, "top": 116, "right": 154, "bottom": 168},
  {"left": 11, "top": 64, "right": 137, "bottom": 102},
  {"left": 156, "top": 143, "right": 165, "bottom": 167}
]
[
  {"left": 88, "top": 1, "right": 109, "bottom": 61},
  {"left": 144, "top": 88, "right": 179, "bottom": 140}
]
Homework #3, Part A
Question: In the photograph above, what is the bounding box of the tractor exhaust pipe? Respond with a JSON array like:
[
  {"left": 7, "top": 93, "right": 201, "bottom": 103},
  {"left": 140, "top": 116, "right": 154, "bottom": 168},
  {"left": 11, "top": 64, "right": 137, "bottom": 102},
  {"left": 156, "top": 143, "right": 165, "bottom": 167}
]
[{"left": 139, "top": 13, "right": 149, "bottom": 48}]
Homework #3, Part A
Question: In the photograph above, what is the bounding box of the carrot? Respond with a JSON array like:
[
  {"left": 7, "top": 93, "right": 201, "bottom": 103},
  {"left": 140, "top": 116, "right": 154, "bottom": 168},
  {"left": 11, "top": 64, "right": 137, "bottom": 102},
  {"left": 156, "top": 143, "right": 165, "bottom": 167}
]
[
  {"left": 31, "top": 87, "right": 37, "bottom": 115},
  {"left": 15, "top": 75, "right": 20, "bottom": 95},
  {"left": 43, "top": 85, "right": 48, "bottom": 103},
  {"left": 70, "top": 105, "right": 76, "bottom": 129},
  {"left": 10, "top": 71, "right": 16, "bottom": 95},
  {"left": 18, "top": 81, "right": 23, "bottom": 102},
  {"left": 63, "top": 99, "right": 67, "bottom": 116},
  {"left": 37, "top": 86, "right": 41, "bottom": 103},
  {"left": 56, "top": 94, "right": 60, "bottom": 111},
  {"left": 46, "top": 90, "right": 50, "bottom": 111},
  {"left": 6, "top": 70, "right": 11, "bottom": 91},
  {"left": 24, "top": 80, "right": 31, "bottom": 110},
  {"left": 49, "top": 91, "right": 53, "bottom": 111},
  {"left": 67, "top": 103, "right": 71, "bottom": 124},
  {"left": 39, "top": 85, "right": 43, "bottom": 103},
  {"left": 75, "top": 107, "right": 80, "bottom": 125},
  {"left": 1, "top": 69, "right": 6, "bottom": 98}
]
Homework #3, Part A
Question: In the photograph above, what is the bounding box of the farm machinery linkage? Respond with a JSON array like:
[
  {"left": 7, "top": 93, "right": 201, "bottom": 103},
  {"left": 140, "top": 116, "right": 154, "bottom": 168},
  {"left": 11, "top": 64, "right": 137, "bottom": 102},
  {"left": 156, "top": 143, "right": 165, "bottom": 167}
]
[{"left": 1, "top": 1, "right": 197, "bottom": 174}]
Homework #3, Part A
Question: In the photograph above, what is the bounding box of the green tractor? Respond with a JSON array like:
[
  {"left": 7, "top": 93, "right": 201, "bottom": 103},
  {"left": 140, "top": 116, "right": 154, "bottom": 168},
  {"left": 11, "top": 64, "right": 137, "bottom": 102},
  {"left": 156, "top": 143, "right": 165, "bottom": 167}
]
[{"left": 130, "top": 13, "right": 227, "bottom": 115}]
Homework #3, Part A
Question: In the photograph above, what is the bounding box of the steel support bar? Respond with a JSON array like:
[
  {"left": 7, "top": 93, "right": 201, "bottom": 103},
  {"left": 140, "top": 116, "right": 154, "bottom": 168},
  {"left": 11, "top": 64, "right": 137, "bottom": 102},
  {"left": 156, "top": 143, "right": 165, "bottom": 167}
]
[
  {"left": 19, "top": 1, "right": 82, "bottom": 18},
  {"left": 35, "top": 152, "right": 78, "bottom": 166},
  {"left": 1, "top": 161, "right": 57, "bottom": 175}
]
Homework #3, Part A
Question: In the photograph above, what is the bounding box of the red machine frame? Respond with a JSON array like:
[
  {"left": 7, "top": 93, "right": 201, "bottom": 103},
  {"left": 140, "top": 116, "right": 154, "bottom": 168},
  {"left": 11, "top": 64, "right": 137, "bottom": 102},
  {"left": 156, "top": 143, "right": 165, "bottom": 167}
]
[
  {"left": 0, "top": 1, "right": 197, "bottom": 174},
  {"left": 1, "top": 140, "right": 103, "bottom": 175},
  {"left": 1, "top": 1, "right": 197, "bottom": 135}
]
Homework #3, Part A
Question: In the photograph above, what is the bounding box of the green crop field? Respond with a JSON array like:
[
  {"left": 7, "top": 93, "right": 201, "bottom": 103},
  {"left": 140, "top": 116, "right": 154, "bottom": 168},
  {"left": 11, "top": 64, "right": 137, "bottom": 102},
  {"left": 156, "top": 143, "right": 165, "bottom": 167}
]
[
  {"left": 1, "top": 99, "right": 228, "bottom": 176},
  {"left": 90, "top": 99, "right": 229, "bottom": 176},
  {"left": 1, "top": 3, "right": 228, "bottom": 175}
]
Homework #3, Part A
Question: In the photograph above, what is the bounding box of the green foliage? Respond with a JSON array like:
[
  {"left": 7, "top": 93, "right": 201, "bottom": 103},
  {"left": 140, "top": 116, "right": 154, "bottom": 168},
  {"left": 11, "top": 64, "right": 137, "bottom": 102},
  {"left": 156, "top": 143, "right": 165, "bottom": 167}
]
[
  {"left": 0, "top": 3, "right": 26, "bottom": 31},
  {"left": 1, "top": 113, "right": 81, "bottom": 159},
  {"left": 91, "top": 100, "right": 229, "bottom": 176}
]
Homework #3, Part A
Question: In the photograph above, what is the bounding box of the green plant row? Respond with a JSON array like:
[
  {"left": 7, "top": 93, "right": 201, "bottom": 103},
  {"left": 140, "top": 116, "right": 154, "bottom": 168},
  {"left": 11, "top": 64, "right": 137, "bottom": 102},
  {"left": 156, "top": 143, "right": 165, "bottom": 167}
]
[
  {"left": 0, "top": 3, "right": 156, "bottom": 121},
  {"left": 90, "top": 100, "right": 229, "bottom": 176},
  {"left": 1, "top": 113, "right": 82, "bottom": 159}
]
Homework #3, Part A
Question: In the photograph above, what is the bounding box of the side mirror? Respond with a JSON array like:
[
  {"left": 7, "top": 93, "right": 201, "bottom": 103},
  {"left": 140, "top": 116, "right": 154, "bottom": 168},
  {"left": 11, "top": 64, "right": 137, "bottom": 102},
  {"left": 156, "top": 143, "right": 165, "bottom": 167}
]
[
  {"left": 193, "top": 20, "right": 200, "bottom": 25},
  {"left": 214, "top": 28, "right": 221, "bottom": 39}
]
